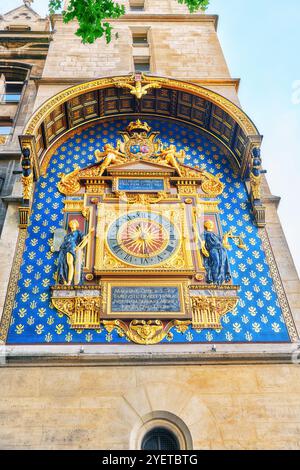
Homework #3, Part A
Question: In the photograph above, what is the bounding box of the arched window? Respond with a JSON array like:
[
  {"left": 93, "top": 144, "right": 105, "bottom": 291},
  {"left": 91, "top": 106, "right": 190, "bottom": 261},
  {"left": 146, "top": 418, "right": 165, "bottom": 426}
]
[{"left": 141, "top": 427, "right": 180, "bottom": 451}]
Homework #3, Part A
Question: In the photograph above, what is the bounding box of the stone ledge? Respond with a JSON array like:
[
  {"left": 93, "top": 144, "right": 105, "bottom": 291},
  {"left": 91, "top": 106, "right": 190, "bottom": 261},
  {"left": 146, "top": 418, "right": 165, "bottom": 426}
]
[{"left": 1, "top": 350, "right": 299, "bottom": 367}]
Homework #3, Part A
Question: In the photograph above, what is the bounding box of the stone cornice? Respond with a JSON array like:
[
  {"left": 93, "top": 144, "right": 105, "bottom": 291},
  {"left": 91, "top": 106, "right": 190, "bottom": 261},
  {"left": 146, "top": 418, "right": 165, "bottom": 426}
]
[
  {"left": 1, "top": 352, "right": 297, "bottom": 367},
  {"left": 1, "top": 343, "right": 299, "bottom": 367},
  {"left": 51, "top": 14, "right": 219, "bottom": 30}
]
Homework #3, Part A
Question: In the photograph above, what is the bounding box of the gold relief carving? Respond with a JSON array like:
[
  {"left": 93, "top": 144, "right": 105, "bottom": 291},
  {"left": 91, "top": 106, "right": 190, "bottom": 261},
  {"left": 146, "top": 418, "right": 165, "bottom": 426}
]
[
  {"left": 259, "top": 229, "right": 298, "bottom": 342},
  {"left": 86, "top": 184, "right": 106, "bottom": 195},
  {"left": 191, "top": 296, "right": 238, "bottom": 329},
  {"left": 174, "top": 320, "right": 191, "bottom": 334},
  {"left": 127, "top": 320, "right": 171, "bottom": 344},
  {"left": 114, "top": 74, "right": 162, "bottom": 100},
  {"left": 51, "top": 296, "right": 101, "bottom": 329},
  {"left": 57, "top": 168, "right": 81, "bottom": 195},
  {"left": 250, "top": 172, "right": 261, "bottom": 200},
  {"left": 18, "top": 206, "right": 31, "bottom": 228},
  {"left": 102, "top": 319, "right": 171, "bottom": 345},
  {"left": 0, "top": 135, "right": 7, "bottom": 145},
  {"left": 177, "top": 183, "right": 198, "bottom": 196},
  {"left": 114, "top": 191, "right": 170, "bottom": 204},
  {"left": 102, "top": 318, "right": 194, "bottom": 345},
  {"left": 201, "top": 172, "right": 224, "bottom": 197},
  {"left": 194, "top": 200, "right": 221, "bottom": 214},
  {"left": 63, "top": 199, "right": 84, "bottom": 212},
  {"left": 21, "top": 173, "right": 34, "bottom": 200},
  {"left": 179, "top": 167, "right": 203, "bottom": 179}
]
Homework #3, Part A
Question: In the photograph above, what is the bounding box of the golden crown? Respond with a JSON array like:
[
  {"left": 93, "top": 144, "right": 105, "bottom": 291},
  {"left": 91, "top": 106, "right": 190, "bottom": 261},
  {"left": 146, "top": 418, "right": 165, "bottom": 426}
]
[{"left": 126, "top": 119, "right": 151, "bottom": 133}]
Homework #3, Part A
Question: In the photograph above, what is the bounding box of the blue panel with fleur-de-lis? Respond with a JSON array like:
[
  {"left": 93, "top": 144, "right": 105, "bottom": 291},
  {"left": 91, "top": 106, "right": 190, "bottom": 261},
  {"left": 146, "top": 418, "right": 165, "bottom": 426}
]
[{"left": 6, "top": 118, "right": 292, "bottom": 344}]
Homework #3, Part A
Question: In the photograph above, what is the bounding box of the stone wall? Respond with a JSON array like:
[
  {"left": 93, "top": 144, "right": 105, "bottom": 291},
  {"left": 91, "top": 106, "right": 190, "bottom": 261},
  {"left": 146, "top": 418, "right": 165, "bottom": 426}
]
[
  {"left": 43, "top": 16, "right": 228, "bottom": 80},
  {"left": 0, "top": 364, "right": 300, "bottom": 450}
]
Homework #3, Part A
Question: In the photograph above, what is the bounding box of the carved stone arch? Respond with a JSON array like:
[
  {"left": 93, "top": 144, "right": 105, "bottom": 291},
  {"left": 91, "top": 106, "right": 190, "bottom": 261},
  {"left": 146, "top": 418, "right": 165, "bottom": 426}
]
[
  {"left": 131, "top": 411, "right": 193, "bottom": 450},
  {"left": 122, "top": 381, "right": 222, "bottom": 450}
]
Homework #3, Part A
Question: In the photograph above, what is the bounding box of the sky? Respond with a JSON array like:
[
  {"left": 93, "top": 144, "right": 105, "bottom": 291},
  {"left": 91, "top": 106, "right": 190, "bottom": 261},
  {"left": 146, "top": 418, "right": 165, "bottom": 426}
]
[{"left": 1, "top": 0, "right": 300, "bottom": 275}]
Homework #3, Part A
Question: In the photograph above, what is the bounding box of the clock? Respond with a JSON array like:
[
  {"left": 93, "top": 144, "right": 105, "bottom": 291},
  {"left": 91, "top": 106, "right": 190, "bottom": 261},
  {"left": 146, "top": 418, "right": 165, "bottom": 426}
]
[{"left": 106, "top": 210, "right": 179, "bottom": 266}]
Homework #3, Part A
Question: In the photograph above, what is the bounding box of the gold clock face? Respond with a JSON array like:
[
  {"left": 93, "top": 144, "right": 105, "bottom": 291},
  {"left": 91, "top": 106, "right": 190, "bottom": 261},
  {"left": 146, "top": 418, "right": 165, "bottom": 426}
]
[
  {"left": 117, "top": 218, "right": 169, "bottom": 258},
  {"left": 107, "top": 211, "right": 179, "bottom": 266}
]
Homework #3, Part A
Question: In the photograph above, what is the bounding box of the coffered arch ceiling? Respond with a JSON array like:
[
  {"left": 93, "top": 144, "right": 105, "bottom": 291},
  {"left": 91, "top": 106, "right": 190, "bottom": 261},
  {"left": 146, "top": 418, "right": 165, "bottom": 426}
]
[{"left": 20, "top": 75, "right": 262, "bottom": 179}]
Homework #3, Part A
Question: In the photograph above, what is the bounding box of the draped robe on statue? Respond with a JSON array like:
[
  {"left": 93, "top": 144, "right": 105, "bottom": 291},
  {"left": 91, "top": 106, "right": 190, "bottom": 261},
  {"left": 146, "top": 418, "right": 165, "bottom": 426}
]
[
  {"left": 57, "top": 230, "right": 83, "bottom": 285},
  {"left": 203, "top": 230, "right": 231, "bottom": 285}
]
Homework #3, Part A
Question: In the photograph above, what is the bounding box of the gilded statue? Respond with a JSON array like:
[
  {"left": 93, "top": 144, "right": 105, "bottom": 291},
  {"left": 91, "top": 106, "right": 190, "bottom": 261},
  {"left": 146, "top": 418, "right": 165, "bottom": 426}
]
[
  {"left": 94, "top": 143, "right": 126, "bottom": 176},
  {"left": 57, "top": 219, "right": 94, "bottom": 286},
  {"left": 157, "top": 144, "right": 185, "bottom": 176},
  {"left": 201, "top": 220, "right": 231, "bottom": 285}
]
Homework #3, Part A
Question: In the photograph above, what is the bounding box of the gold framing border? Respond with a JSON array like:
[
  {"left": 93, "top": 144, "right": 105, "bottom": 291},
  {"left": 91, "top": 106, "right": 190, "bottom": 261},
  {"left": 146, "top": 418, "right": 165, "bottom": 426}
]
[
  {"left": 0, "top": 229, "right": 27, "bottom": 342},
  {"left": 259, "top": 228, "right": 298, "bottom": 342}
]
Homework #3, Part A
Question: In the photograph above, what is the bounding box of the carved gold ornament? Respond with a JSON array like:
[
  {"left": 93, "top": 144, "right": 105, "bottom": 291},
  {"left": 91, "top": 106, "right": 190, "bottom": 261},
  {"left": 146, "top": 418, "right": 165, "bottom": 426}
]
[
  {"left": 201, "top": 172, "right": 225, "bottom": 197},
  {"left": 191, "top": 296, "right": 238, "bottom": 329},
  {"left": 114, "top": 74, "right": 162, "bottom": 100},
  {"left": 115, "top": 191, "right": 169, "bottom": 204},
  {"left": 57, "top": 167, "right": 81, "bottom": 195},
  {"left": 250, "top": 172, "right": 262, "bottom": 200},
  {"left": 21, "top": 173, "right": 34, "bottom": 200},
  {"left": 51, "top": 296, "right": 101, "bottom": 329},
  {"left": 102, "top": 319, "right": 190, "bottom": 345}
]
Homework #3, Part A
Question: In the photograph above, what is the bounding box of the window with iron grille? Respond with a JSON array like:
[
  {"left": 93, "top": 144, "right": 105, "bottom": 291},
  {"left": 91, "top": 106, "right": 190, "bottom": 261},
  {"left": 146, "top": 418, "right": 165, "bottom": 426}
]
[{"left": 141, "top": 427, "right": 180, "bottom": 450}]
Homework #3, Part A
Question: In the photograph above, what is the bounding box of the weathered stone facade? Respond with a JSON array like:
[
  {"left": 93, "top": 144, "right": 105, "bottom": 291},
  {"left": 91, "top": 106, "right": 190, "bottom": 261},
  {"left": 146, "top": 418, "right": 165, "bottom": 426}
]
[{"left": 0, "top": 0, "right": 299, "bottom": 450}]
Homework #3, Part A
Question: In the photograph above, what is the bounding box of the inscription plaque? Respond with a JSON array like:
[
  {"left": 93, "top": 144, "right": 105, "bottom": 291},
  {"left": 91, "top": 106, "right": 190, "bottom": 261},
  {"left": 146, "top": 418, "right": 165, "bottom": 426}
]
[
  {"left": 111, "top": 286, "right": 181, "bottom": 313},
  {"left": 118, "top": 178, "right": 165, "bottom": 192}
]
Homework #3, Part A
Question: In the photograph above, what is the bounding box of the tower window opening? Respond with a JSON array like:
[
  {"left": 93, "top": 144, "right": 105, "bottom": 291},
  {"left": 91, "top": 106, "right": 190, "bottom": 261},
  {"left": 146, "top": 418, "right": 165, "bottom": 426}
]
[
  {"left": 134, "top": 57, "right": 150, "bottom": 73},
  {"left": 132, "top": 32, "right": 149, "bottom": 46},
  {"left": 130, "top": 0, "right": 145, "bottom": 11}
]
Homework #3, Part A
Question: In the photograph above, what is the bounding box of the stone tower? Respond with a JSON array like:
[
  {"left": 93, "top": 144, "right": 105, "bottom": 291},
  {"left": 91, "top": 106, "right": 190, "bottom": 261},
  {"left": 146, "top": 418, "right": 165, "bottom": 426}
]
[{"left": 0, "top": 0, "right": 300, "bottom": 450}]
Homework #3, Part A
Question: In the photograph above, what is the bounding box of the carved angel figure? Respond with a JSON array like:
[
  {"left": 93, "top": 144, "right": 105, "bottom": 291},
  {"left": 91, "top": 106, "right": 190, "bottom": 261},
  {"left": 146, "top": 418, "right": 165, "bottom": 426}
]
[
  {"left": 94, "top": 144, "right": 126, "bottom": 176},
  {"left": 157, "top": 144, "right": 185, "bottom": 176}
]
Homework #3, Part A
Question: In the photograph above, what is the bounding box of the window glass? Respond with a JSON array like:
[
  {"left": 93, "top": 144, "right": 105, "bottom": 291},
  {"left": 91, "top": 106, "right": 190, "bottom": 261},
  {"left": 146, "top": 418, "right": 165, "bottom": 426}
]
[{"left": 141, "top": 427, "right": 180, "bottom": 451}]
